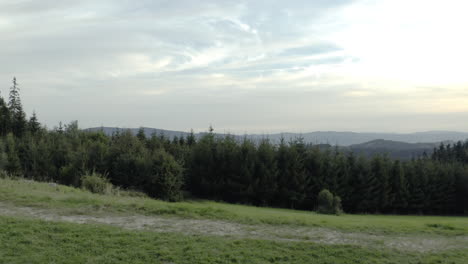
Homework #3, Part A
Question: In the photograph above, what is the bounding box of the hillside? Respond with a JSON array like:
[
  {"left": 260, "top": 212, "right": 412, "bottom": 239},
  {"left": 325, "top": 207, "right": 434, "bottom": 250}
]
[
  {"left": 1, "top": 177, "right": 468, "bottom": 263},
  {"left": 348, "top": 139, "right": 438, "bottom": 159}
]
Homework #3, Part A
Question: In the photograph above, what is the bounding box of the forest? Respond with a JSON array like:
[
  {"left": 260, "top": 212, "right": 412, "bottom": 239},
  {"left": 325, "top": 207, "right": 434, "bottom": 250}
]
[{"left": 1, "top": 78, "right": 467, "bottom": 215}]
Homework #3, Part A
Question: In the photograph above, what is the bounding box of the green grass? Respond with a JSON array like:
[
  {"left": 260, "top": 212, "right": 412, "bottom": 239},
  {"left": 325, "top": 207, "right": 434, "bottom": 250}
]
[
  {"left": 1, "top": 215, "right": 467, "bottom": 264},
  {"left": 1, "top": 178, "right": 468, "bottom": 263},
  {"left": 1, "top": 178, "right": 467, "bottom": 236}
]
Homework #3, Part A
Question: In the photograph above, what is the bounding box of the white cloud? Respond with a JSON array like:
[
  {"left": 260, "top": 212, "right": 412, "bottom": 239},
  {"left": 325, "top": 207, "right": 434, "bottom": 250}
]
[
  {"left": 2, "top": 0, "right": 468, "bottom": 132},
  {"left": 328, "top": 0, "right": 468, "bottom": 86}
]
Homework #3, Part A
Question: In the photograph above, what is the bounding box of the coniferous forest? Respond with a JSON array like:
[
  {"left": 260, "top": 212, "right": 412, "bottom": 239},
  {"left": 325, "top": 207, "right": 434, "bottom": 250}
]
[{"left": 1, "top": 78, "right": 467, "bottom": 215}]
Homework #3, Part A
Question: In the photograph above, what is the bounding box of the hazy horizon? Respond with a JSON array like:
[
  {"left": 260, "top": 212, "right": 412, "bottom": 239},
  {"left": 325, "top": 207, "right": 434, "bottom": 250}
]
[
  {"left": 2, "top": 0, "right": 468, "bottom": 133},
  {"left": 84, "top": 125, "right": 468, "bottom": 136}
]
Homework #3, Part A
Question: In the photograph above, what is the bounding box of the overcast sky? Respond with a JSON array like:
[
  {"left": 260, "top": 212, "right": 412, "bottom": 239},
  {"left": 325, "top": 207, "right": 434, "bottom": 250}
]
[{"left": 1, "top": 0, "right": 468, "bottom": 133}]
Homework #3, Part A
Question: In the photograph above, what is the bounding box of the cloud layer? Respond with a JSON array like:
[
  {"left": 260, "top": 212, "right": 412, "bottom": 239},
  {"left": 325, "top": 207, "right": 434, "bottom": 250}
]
[{"left": 1, "top": 0, "right": 468, "bottom": 133}]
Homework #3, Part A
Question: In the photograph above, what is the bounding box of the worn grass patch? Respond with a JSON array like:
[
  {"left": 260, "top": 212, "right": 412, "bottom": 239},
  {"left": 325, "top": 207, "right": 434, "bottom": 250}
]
[
  {"left": 1, "top": 215, "right": 467, "bottom": 264},
  {"left": 1, "top": 178, "right": 467, "bottom": 236}
]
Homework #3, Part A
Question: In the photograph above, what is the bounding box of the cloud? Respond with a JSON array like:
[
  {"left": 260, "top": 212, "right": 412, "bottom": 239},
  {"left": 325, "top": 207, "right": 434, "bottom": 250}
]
[
  {"left": 280, "top": 43, "right": 342, "bottom": 57},
  {"left": 1, "top": 0, "right": 468, "bottom": 133}
]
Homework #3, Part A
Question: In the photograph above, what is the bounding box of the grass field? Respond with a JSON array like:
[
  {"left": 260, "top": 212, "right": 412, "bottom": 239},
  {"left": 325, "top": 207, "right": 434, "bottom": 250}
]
[{"left": 1, "top": 177, "right": 467, "bottom": 263}]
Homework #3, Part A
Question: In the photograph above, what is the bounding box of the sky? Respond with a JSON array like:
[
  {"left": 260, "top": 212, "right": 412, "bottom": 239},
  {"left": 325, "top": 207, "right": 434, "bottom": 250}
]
[{"left": 1, "top": 0, "right": 468, "bottom": 133}]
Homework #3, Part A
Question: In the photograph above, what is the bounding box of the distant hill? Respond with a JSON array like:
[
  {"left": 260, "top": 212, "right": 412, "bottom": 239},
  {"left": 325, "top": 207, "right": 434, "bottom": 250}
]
[
  {"left": 85, "top": 127, "right": 191, "bottom": 140},
  {"left": 265, "top": 131, "right": 468, "bottom": 146},
  {"left": 347, "top": 139, "right": 439, "bottom": 160},
  {"left": 85, "top": 127, "right": 468, "bottom": 146}
]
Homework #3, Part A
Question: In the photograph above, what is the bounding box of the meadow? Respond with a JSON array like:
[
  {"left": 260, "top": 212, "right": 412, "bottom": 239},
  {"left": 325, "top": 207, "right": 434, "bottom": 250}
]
[{"left": 1, "top": 177, "right": 467, "bottom": 263}]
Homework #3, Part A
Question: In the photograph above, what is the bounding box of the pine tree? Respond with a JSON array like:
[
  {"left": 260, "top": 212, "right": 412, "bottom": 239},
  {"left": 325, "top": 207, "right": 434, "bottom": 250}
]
[
  {"left": 453, "top": 164, "right": 468, "bottom": 214},
  {"left": 344, "top": 153, "right": 360, "bottom": 213},
  {"left": 0, "top": 94, "right": 11, "bottom": 136},
  {"left": 187, "top": 132, "right": 216, "bottom": 198},
  {"left": 253, "top": 138, "right": 278, "bottom": 206},
  {"left": 334, "top": 152, "right": 351, "bottom": 211},
  {"left": 275, "top": 137, "right": 290, "bottom": 207},
  {"left": 285, "top": 138, "right": 309, "bottom": 209},
  {"left": 389, "top": 160, "right": 408, "bottom": 213},
  {"left": 136, "top": 127, "right": 146, "bottom": 141},
  {"left": 370, "top": 156, "right": 391, "bottom": 212},
  {"left": 28, "top": 111, "right": 41, "bottom": 134},
  {"left": 303, "top": 147, "right": 323, "bottom": 209},
  {"left": 406, "top": 160, "right": 427, "bottom": 214},
  {"left": 186, "top": 129, "right": 196, "bottom": 146},
  {"left": 0, "top": 139, "right": 8, "bottom": 171},
  {"left": 356, "top": 156, "right": 380, "bottom": 213},
  {"left": 8, "top": 77, "right": 27, "bottom": 137},
  {"left": 216, "top": 135, "right": 243, "bottom": 202},
  {"left": 235, "top": 138, "right": 257, "bottom": 203},
  {"left": 57, "top": 122, "right": 64, "bottom": 133},
  {"left": 5, "top": 133, "right": 22, "bottom": 175}
]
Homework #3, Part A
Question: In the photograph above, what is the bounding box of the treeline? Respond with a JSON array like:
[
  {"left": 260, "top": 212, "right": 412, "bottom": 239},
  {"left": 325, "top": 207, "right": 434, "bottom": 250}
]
[
  {"left": 187, "top": 135, "right": 468, "bottom": 214},
  {"left": 1, "top": 78, "right": 467, "bottom": 215},
  {"left": 432, "top": 141, "right": 468, "bottom": 163}
]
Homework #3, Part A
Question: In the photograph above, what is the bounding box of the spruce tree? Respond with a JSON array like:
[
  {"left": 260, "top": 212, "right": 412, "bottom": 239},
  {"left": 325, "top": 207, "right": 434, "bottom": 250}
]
[
  {"left": 0, "top": 94, "right": 10, "bottom": 136},
  {"left": 357, "top": 156, "right": 379, "bottom": 213},
  {"left": 275, "top": 137, "right": 291, "bottom": 207},
  {"left": 370, "top": 155, "right": 391, "bottom": 212},
  {"left": 303, "top": 147, "right": 323, "bottom": 208},
  {"left": 285, "top": 138, "right": 309, "bottom": 209},
  {"left": 345, "top": 153, "right": 360, "bottom": 213},
  {"left": 235, "top": 138, "right": 257, "bottom": 203},
  {"left": 216, "top": 135, "right": 242, "bottom": 202},
  {"left": 28, "top": 111, "right": 41, "bottom": 134},
  {"left": 253, "top": 138, "right": 278, "bottom": 205},
  {"left": 0, "top": 139, "right": 8, "bottom": 171},
  {"left": 389, "top": 160, "right": 408, "bottom": 213},
  {"left": 334, "top": 152, "right": 351, "bottom": 211},
  {"left": 188, "top": 132, "right": 216, "bottom": 198},
  {"left": 186, "top": 129, "right": 196, "bottom": 146},
  {"left": 136, "top": 127, "right": 146, "bottom": 141},
  {"left": 5, "top": 133, "right": 22, "bottom": 175},
  {"left": 406, "top": 160, "right": 427, "bottom": 214},
  {"left": 8, "top": 77, "right": 27, "bottom": 137}
]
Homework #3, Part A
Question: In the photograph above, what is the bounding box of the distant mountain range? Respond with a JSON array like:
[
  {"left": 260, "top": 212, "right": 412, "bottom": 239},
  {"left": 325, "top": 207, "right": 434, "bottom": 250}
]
[
  {"left": 85, "top": 127, "right": 468, "bottom": 146},
  {"left": 84, "top": 127, "right": 468, "bottom": 160}
]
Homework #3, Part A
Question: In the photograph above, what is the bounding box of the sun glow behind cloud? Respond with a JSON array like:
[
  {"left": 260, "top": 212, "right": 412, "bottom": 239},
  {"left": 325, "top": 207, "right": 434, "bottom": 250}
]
[
  {"left": 1, "top": 0, "right": 468, "bottom": 132},
  {"left": 330, "top": 0, "right": 468, "bottom": 87}
]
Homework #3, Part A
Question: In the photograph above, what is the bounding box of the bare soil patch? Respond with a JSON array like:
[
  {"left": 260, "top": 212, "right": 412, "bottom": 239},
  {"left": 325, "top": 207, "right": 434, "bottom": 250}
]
[{"left": 1, "top": 202, "right": 466, "bottom": 253}]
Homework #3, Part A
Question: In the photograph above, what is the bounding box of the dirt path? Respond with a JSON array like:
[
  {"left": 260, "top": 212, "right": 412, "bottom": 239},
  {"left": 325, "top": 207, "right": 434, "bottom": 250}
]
[{"left": 1, "top": 202, "right": 466, "bottom": 253}]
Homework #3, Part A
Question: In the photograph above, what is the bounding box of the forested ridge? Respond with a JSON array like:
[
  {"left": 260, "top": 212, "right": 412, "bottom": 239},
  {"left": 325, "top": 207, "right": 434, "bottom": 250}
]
[{"left": 1, "top": 78, "right": 467, "bottom": 215}]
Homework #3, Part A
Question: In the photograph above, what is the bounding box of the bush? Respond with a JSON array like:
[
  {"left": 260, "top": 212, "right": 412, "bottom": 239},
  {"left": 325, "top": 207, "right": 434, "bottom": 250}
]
[
  {"left": 81, "top": 172, "right": 113, "bottom": 195},
  {"left": 333, "top": 195, "right": 343, "bottom": 215},
  {"left": 0, "top": 170, "right": 8, "bottom": 179},
  {"left": 317, "top": 189, "right": 343, "bottom": 215},
  {"left": 145, "top": 150, "right": 184, "bottom": 202},
  {"left": 317, "top": 189, "right": 334, "bottom": 214}
]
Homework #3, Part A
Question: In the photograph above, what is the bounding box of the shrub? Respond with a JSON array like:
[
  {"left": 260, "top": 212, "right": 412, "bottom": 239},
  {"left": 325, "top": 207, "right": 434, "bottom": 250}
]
[
  {"left": 333, "top": 195, "right": 343, "bottom": 215},
  {"left": 59, "top": 165, "right": 81, "bottom": 187},
  {"left": 145, "top": 150, "right": 184, "bottom": 202},
  {"left": 0, "top": 170, "right": 8, "bottom": 179},
  {"left": 317, "top": 189, "right": 334, "bottom": 214},
  {"left": 317, "top": 189, "right": 343, "bottom": 215},
  {"left": 81, "top": 172, "right": 113, "bottom": 194}
]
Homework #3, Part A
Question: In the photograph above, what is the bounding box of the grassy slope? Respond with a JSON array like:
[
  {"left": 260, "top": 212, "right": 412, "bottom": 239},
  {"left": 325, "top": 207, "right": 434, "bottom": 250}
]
[
  {"left": 2, "top": 215, "right": 468, "bottom": 264},
  {"left": 0, "top": 178, "right": 467, "bottom": 236},
  {"left": 1, "top": 178, "right": 468, "bottom": 263}
]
